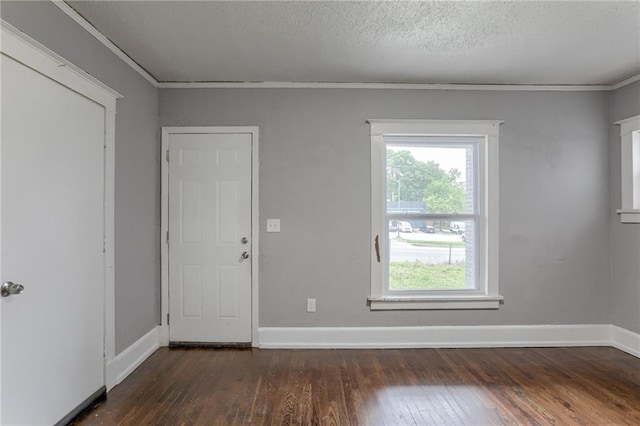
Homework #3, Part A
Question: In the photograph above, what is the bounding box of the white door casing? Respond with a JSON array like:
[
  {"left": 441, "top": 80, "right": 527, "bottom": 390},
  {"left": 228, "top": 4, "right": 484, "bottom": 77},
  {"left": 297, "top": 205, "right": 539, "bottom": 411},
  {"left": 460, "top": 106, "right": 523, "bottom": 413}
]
[
  {"left": 0, "top": 21, "right": 118, "bottom": 425},
  {"left": 163, "top": 129, "right": 258, "bottom": 344}
]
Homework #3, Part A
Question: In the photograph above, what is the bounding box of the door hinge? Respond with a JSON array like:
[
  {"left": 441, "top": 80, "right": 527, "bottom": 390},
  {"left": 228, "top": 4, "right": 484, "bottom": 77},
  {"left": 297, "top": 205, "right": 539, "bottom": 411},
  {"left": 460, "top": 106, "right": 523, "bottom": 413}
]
[
  {"left": 166, "top": 230, "right": 169, "bottom": 244},
  {"left": 166, "top": 149, "right": 169, "bottom": 162},
  {"left": 167, "top": 313, "right": 170, "bottom": 325}
]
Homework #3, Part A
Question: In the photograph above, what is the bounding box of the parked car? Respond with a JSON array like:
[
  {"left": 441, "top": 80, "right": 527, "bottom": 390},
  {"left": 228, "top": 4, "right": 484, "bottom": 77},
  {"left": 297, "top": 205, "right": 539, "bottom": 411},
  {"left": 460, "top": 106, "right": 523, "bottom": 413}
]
[
  {"left": 450, "top": 221, "right": 466, "bottom": 234},
  {"left": 398, "top": 221, "right": 413, "bottom": 233},
  {"left": 420, "top": 225, "right": 435, "bottom": 233}
]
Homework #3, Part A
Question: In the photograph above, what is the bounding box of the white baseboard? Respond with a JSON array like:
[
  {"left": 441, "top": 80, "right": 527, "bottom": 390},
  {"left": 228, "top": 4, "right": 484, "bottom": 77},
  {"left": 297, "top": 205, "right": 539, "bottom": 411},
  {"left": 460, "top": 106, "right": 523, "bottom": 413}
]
[
  {"left": 106, "top": 326, "right": 160, "bottom": 391},
  {"left": 258, "top": 324, "right": 612, "bottom": 349},
  {"left": 611, "top": 325, "right": 640, "bottom": 358},
  {"left": 158, "top": 324, "right": 169, "bottom": 347}
]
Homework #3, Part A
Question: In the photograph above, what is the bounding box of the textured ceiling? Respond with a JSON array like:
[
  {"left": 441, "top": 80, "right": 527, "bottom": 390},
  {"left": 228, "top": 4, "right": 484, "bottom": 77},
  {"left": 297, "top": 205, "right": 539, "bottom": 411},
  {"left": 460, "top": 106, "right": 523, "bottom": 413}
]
[{"left": 67, "top": 1, "right": 640, "bottom": 85}]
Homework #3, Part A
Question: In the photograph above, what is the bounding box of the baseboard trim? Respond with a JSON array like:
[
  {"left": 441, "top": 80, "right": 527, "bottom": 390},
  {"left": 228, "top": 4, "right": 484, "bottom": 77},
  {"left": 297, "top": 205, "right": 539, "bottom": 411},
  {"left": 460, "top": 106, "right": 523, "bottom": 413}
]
[
  {"left": 106, "top": 326, "right": 160, "bottom": 391},
  {"left": 258, "top": 324, "right": 612, "bottom": 349},
  {"left": 611, "top": 325, "right": 640, "bottom": 358},
  {"left": 54, "top": 386, "right": 105, "bottom": 426}
]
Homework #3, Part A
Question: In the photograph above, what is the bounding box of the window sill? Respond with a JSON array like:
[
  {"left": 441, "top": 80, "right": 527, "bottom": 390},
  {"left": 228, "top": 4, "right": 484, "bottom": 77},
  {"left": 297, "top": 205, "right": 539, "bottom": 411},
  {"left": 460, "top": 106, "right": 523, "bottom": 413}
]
[
  {"left": 617, "top": 209, "right": 640, "bottom": 223},
  {"left": 368, "top": 295, "right": 503, "bottom": 310}
]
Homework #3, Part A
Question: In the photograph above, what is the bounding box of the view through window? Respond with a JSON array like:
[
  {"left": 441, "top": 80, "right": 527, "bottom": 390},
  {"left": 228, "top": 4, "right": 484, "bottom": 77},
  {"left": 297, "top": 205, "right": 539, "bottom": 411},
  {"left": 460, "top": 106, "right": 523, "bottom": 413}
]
[{"left": 385, "top": 137, "right": 479, "bottom": 292}]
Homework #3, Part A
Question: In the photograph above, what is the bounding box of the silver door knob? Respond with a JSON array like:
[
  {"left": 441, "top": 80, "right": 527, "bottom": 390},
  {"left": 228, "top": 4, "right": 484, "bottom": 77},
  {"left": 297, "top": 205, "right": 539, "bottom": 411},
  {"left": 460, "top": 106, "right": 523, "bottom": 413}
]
[
  {"left": 2, "top": 282, "right": 24, "bottom": 298},
  {"left": 240, "top": 251, "right": 250, "bottom": 262},
  {"left": 240, "top": 237, "right": 248, "bottom": 244}
]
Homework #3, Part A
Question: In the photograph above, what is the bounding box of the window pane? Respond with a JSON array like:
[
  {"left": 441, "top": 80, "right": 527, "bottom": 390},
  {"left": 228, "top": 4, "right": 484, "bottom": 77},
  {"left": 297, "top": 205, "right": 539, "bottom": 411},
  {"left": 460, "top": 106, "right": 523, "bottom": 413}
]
[
  {"left": 386, "top": 145, "right": 475, "bottom": 215},
  {"left": 388, "top": 219, "right": 476, "bottom": 291}
]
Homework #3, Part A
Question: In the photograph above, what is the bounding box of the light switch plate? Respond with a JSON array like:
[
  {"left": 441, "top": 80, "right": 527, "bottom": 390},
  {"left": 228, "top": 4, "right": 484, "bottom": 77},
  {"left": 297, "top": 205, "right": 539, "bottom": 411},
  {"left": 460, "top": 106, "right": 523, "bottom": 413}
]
[
  {"left": 266, "top": 219, "right": 280, "bottom": 233},
  {"left": 307, "top": 298, "right": 316, "bottom": 313}
]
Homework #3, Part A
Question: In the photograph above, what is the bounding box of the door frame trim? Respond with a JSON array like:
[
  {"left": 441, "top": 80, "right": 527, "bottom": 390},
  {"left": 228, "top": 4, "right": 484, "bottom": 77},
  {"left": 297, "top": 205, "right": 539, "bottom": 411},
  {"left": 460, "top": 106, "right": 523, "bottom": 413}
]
[
  {"left": 160, "top": 126, "right": 260, "bottom": 346},
  {"left": 0, "top": 20, "right": 119, "bottom": 393}
]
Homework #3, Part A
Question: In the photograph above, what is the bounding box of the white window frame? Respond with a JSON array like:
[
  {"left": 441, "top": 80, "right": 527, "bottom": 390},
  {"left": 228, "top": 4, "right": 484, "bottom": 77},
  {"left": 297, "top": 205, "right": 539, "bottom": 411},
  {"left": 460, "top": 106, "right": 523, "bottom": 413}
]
[
  {"left": 614, "top": 115, "right": 640, "bottom": 223},
  {"left": 368, "top": 120, "right": 503, "bottom": 310}
]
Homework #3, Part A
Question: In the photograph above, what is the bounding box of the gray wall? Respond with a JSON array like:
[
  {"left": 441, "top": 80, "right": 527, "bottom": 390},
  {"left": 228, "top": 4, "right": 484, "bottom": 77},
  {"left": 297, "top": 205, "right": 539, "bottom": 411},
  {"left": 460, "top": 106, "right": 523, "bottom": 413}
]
[
  {"left": 160, "top": 88, "right": 611, "bottom": 327},
  {"left": 610, "top": 80, "right": 640, "bottom": 334},
  {"left": 4, "top": 0, "right": 628, "bottom": 341},
  {"left": 2, "top": 1, "right": 160, "bottom": 353}
]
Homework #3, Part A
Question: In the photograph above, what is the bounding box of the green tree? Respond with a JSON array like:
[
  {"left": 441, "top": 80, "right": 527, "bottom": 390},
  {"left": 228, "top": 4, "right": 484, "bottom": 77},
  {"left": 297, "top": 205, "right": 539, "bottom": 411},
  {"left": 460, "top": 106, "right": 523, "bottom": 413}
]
[
  {"left": 386, "top": 149, "right": 465, "bottom": 214},
  {"left": 424, "top": 176, "right": 465, "bottom": 213},
  {"left": 387, "top": 150, "right": 429, "bottom": 202}
]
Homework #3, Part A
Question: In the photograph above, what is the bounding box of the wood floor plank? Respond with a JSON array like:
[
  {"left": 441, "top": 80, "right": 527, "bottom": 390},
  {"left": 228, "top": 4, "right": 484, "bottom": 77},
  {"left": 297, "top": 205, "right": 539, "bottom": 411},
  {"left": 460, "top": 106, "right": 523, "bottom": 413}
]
[{"left": 73, "top": 347, "right": 640, "bottom": 425}]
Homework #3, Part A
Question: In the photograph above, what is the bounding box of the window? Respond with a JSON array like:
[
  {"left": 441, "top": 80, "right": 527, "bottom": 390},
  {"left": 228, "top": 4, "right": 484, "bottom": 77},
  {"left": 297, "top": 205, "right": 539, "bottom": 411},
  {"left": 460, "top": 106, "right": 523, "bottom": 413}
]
[
  {"left": 369, "top": 120, "right": 502, "bottom": 310},
  {"left": 615, "top": 115, "right": 640, "bottom": 223}
]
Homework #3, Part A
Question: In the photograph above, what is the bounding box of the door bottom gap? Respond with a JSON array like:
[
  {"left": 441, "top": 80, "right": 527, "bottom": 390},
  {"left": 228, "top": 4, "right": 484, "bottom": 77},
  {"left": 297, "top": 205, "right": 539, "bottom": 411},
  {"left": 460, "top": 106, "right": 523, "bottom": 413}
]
[{"left": 169, "top": 341, "right": 251, "bottom": 349}]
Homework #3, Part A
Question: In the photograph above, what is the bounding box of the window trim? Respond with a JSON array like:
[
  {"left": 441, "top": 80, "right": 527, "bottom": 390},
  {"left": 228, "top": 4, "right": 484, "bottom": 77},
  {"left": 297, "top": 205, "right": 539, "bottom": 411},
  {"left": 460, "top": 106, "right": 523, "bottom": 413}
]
[
  {"left": 614, "top": 115, "right": 640, "bottom": 223},
  {"left": 368, "top": 120, "right": 503, "bottom": 310}
]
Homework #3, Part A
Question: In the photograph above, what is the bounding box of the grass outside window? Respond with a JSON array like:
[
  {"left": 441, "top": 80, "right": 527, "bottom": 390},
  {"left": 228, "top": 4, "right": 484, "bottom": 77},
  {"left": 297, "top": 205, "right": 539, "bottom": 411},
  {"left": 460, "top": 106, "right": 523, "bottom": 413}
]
[{"left": 389, "top": 262, "right": 465, "bottom": 290}]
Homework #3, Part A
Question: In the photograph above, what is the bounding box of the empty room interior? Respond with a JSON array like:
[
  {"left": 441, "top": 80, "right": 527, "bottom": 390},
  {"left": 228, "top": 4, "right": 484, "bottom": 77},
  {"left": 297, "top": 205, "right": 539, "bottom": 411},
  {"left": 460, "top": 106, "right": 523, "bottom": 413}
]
[{"left": 1, "top": 1, "right": 640, "bottom": 425}]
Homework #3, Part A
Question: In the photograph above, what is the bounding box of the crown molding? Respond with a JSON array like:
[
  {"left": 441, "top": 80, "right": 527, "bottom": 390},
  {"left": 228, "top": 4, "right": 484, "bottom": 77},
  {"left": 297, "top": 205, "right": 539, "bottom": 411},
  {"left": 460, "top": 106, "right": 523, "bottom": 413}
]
[
  {"left": 157, "top": 81, "right": 615, "bottom": 91},
  {"left": 611, "top": 73, "right": 640, "bottom": 90},
  {"left": 51, "top": 0, "right": 159, "bottom": 88}
]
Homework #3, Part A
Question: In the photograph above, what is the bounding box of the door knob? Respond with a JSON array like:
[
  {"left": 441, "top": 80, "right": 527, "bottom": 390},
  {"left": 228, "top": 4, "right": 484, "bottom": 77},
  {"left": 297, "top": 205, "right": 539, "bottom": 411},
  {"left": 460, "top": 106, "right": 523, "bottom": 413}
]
[
  {"left": 2, "top": 282, "right": 24, "bottom": 297},
  {"left": 240, "top": 251, "right": 250, "bottom": 262},
  {"left": 240, "top": 237, "right": 248, "bottom": 244}
]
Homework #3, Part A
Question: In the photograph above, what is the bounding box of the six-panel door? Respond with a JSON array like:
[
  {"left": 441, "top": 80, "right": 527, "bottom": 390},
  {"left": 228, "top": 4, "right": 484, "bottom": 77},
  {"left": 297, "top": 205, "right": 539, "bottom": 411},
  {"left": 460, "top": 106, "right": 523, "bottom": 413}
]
[{"left": 168, "top": 133, "right": 252, "bottom": 343}]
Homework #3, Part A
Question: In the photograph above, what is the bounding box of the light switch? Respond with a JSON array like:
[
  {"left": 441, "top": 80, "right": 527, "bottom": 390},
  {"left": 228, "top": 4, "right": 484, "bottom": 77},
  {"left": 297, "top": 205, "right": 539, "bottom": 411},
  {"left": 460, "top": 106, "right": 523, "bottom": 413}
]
[
  {"left": 307, "top": 298, "right": 316, "bottom": 313},
  {"left": 266, "top": 219, "right": 280, "bottom": 233}
]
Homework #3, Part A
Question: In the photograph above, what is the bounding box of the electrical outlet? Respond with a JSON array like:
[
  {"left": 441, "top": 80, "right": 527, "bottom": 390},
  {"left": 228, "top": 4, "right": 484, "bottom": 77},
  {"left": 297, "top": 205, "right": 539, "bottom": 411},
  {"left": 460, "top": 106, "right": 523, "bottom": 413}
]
[
  {"left": 306, "top": 298, "right": 316, "bottom": 313},
  {"left": 266, "top": 218, "right": 280, "bottom": 233}
]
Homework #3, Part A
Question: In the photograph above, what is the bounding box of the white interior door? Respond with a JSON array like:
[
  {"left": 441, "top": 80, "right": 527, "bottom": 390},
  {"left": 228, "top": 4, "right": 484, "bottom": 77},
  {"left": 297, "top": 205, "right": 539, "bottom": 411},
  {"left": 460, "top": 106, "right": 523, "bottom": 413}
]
[
  {"left": 168, "top": 132, "right": 252, "bottom": 343},
  {"left": 1, "top": 54, "right": 105, "bottom": 425}
]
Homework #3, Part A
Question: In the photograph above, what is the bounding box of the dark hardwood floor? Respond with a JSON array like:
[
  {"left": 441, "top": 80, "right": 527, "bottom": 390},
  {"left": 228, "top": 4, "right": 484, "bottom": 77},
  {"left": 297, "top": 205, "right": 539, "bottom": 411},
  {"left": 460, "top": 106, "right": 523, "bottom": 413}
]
[{"left": 74, "top": 346, "right": 640, "bottom": 425}]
